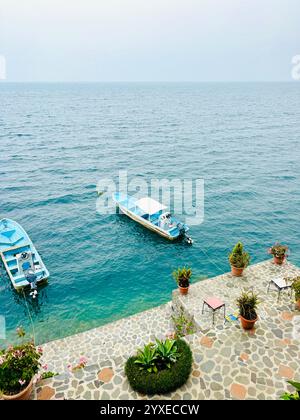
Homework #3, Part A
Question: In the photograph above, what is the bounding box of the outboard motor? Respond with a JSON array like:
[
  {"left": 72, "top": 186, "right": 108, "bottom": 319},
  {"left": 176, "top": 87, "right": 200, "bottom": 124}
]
[
  {"left": 184, "top": 236, "right": 193, "bottom": 245},
  {"left": 177, "top": 223, "right": 193, "bottom": 245},
  {"left": 17, "top": 252, "right": 38, "bottom": 298},
  {"left": 26, "top": 269, "right": 38, "bottom": 298}
]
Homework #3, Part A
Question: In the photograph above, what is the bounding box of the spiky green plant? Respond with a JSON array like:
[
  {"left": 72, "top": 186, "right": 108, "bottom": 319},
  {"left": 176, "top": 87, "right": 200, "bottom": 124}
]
[
  {"left": 229, "top": 242, "right": 250, "bottom": 269},
  {"left": 236, "top": 290, "right": 259, "bottom": 321},
  {"left": 134, "top": 344, "right": 158, "bottom": 373},
  {"left": 155, "top": 339, "right": 180, "bottom": 369},
  {"left": 172, "top": 267, "right": 192, "bottom": 288}
]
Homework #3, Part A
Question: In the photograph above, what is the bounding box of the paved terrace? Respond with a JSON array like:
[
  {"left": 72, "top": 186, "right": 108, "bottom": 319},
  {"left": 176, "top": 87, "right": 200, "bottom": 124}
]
[{"left": 32, "top": 260, "right": 300, "bottom": 400}]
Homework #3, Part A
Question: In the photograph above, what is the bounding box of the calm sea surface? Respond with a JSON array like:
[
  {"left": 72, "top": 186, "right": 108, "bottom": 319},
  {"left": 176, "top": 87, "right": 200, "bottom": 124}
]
[{"left": 0, "top": 82, "right": 300, "bottom": 344}]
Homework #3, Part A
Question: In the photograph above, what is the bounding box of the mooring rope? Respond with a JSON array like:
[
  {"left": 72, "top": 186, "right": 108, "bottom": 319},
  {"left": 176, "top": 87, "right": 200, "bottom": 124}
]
[
  {"left": 197, "top": 244, "right": 226, "bottom": 274},
  {"left": 22, "top": 289, "right": 36, "bottom": 345}
]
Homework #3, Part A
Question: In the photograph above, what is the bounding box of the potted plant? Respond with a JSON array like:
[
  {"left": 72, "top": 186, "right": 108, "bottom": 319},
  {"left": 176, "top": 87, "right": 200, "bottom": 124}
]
[
  {"left": 291, "top": 277, "right": 300, "bottom": 310},
  {"left": 229, "top": 242, "right": 250, "bottom": 277},
  {"left": 268, "top": 243, "right": 289, "bottom": 265},
  {"left": 173, "top": 266, "right": 192, "bottom": 295},
  {"left": 125, "top": 338, "right": 192, "bottom": 395},
  {"left": 0, "top": 327, "right": 42, "bottom": 400},
  {"left": 236, "top": 290, "right": 259, "bottom": 330}
]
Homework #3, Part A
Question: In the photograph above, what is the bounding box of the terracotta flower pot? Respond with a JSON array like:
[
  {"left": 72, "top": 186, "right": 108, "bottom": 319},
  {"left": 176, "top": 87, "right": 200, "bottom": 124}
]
[
  {"left": 2, "top": 379, "right": 33, "bottom": 401},
  {"left": 240, "top": 315, "right": 258, "bottom": 330},
  {"left": 273, "top": 256, "right": 285, "bottom": 265},
  {"left": 179, "top": 286, "right": 189, "bottom": 295},
  {"left": 231, "top": 265, "right": 244, "bottom": 277}
]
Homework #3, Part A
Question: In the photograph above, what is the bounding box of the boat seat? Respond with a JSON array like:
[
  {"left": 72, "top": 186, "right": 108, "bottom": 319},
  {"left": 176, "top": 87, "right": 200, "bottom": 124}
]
[
  {"left": 1, "top": 243, "right": 30, "bottom": 254},
  {"left": 0, "top": 235, "right": 24, "bottom": 247},
  {"left": 1, "top": 229, "right": 16, "bottom": 239}
]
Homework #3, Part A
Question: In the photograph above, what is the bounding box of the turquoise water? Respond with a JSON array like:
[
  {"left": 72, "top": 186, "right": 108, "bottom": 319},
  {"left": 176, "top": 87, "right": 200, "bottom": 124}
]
[{"left": 0, "top": 82, "right": 300, "bottom": 344}]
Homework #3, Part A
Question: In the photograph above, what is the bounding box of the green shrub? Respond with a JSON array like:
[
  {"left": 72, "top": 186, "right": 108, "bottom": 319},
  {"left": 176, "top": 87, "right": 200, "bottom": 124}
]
[
  {"left": 40, "top": 371, "right": 59, "bottom": 380},
  {"left": 280, "top": 381, "right": 300, "bottom": 400},
  {"left": 171, "top": 309, "right": 196, "bottom": 338},
  {"left": 229, "top": 242, "right": 250, "bottom": 269},
  {"left": 291, "top": 277, "right": 300, "bottom": 300},
  {"left": 125, "top": 339, "right": 192, "bottom": 395}
]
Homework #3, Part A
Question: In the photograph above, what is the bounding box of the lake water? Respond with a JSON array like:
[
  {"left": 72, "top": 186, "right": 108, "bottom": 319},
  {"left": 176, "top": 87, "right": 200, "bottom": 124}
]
[{"left": 0, "top": 82, "right": 300, "bottom": 344}]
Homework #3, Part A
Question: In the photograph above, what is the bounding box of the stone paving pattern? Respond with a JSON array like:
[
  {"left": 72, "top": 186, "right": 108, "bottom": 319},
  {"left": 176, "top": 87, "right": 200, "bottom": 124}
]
[{"left": 31, "top": 260, "right": 300, "bottom": 400}]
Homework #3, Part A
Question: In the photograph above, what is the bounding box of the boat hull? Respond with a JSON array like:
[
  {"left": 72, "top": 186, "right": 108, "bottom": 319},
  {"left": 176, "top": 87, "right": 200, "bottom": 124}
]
[{"left": 118, "top": 204, "right": 178, "bottom": 241}]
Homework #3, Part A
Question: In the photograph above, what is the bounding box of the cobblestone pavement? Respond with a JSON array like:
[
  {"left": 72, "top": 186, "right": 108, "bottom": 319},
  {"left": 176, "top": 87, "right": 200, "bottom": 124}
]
[{"left": 32, "top": 260, "right": 300, "bottom": 400}]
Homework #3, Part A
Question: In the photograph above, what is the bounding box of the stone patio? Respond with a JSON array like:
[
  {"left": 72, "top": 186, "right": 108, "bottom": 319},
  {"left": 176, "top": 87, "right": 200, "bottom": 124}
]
[{"left": 31, "top": 260, "right": 300, "bottom": 400}]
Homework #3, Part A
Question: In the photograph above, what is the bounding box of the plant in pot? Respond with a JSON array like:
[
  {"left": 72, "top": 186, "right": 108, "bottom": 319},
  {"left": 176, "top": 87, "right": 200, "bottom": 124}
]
[
  {"left": 173, "top": 266, "right": 192, "bottom": 295},
  {"left": 229, "top": 242, "right": 250, "bottom": 277},
  {"left": 291, "top": 277, "right": 300, "bottom": 310},
  {"left": 236, "top": 290, "right": 259, "bottom": 330},
  {"left": 268, "top": 243, "right": 289, "bottom": 265},
  {"left": 0, "top": 327, "right": 42, "bottom": 400}
]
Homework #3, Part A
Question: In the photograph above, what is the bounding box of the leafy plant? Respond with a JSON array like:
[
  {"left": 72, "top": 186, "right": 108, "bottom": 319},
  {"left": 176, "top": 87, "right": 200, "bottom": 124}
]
[
  {"left": 155, "top": 339, "right": 180, "bottom": 369},
  {"left": 40, "top": 371, "right": 59, "bottom": 380},
  {"left": 268, "top": 243, "right": 289, "bottom": 260},
  {"left": 236, "top": 290, "right": 259, "bottom": 321},
  {"left": 0, "top": 328, "right": 42, "bottom": 395},
  {"left": 173, "top": 266, "right": 192, "bottom": 288},
  {"left": 134, "top": 344, "right": 158, "bottom": 373},
  {"left": 171, "top": 309, "right": 196, "bottom": 338},
  {"left": 229, "top": 242, "right": 250, "bottom": 269},
  {"left": 125, "top": 339, "right": 192, "bottom": 395},
  {"left": 280, "top": 381, "right": 300, "bottom": 400},
  {"left": 291, "top": 277, "right": 300, "bottom": 300}
]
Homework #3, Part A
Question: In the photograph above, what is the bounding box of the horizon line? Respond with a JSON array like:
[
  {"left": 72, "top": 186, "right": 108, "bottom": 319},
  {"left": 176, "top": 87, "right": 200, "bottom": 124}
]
[{"left": 0, "top": 80, "right": 298, "bottom": 84}]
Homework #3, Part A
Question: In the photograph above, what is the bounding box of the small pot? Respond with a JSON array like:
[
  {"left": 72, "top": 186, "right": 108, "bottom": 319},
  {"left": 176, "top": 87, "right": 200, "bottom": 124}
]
[
  {"left": 240, "top": 315, "right": 258, "bottom": 330},
  {"left": 2, "top": 378, "right": 33, "bottom": 401},
  {"left": 231, "top": 265, "right": 244, "bottom": 277},
  {"left": 273, "top": 256, "right": 285, "bottom": 265},
  {"left": 296, "top": 299, "right": 300, "bottom": 310},
  {"left": 179, "top": 286, "right": 189, "bottom": 295}
]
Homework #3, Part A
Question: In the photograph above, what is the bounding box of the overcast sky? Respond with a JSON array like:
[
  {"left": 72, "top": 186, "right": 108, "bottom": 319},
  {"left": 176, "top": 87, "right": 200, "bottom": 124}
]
[{"left": 0, "top": 0, "right": 299, "bottom": 82}]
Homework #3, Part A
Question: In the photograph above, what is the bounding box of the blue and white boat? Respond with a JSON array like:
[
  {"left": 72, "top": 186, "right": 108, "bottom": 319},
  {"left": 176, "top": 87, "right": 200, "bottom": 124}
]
[
  {"left": 113, "top": 193, "right": 193, "bottom": 244},
  {"left": 0, "top": 218, "right": 49, "bottom": 290}
]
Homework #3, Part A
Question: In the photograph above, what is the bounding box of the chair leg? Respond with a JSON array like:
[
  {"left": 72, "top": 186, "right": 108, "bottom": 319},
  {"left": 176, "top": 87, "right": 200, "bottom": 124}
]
[
  {"left": 202, "top": 302, "right": 205, "bottom": 314},
  {"left": 277, "top": 289, "right": 281, "bottom": 302},
  {"left": 212, "top": 309, "right": 215, "bottom": 326},
  {"left": 223, "top": 304, "right": 226, "bottom": 319}
]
